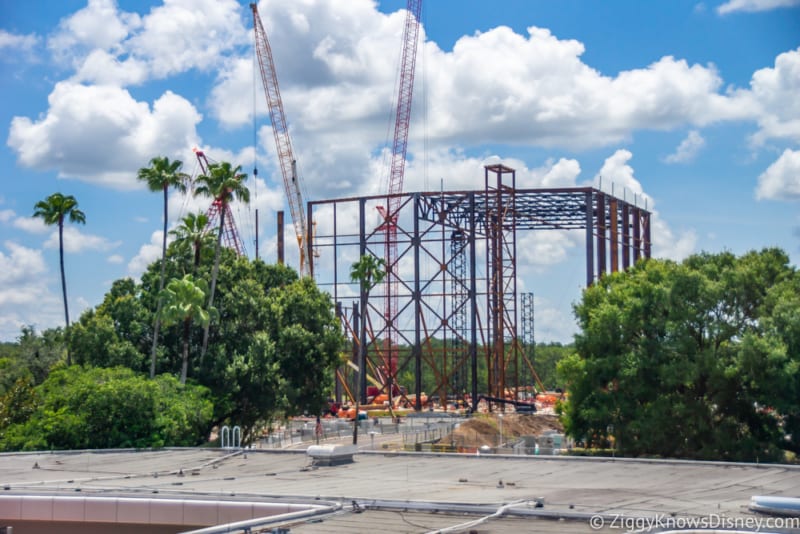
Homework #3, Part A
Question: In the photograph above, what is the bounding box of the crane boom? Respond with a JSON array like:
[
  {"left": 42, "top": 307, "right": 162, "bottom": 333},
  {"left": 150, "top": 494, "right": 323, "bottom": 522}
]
[
  {"left": 250, "top": 3, "right": 309, "bottom": 275},
  {"left": 388, "top": 0, "right": 422, "bottom": 208},
  {"left": 376, "top": 0, "right": 422, "bottom": 403}
]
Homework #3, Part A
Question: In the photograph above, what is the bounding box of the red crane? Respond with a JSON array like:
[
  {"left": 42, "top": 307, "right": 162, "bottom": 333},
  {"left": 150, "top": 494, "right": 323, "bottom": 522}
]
[
  {"left": 250, "top": 2, "right": 310, "bottom": 276},
  {"left": 376, "top": 0, "right": 423, "bottom": 396},
  {"left": 193, "top": 147, "right": 247, "bottom": 257}
]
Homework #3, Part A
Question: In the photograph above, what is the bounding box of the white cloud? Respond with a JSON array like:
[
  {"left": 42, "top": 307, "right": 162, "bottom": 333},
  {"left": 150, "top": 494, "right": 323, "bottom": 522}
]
[
  {"left": 717, "top": 0, "right": 800, "bottom": 14},
  {"left": 107, "top": 254, "right": 124, "bottom": 264},
  {"left": 0, "top": 241, "right": 47, "bottom": 284},
  {"left": 72, "top": 49, "right": 148, "bottom": 85},
  {"left": 0, "top": 209, "right": 15, "bottom": 223},
  {"left": 664, "top": 130, "right": 706, "bottom": 163},
  {"left": 0, "top": 30, "right": 39, "bottom": 55},
  {"left": 48, "top": 0, "right": 141, "bottom": 62},
  {"left": 755, "top": 148, "right": 800, "bottom": 201},
  {"left": 44, "top": 226, "right": 120, "bottom": 253},
  {"left": 128, "top": 230, "right": 165, "bottom": 278},
  {"left": 13, "top": 216, "right": 49, "bottom": 234},
  {"left": 0, "top": 241, "right": 63, "bottom": 340},
  {"left": 206, "top": 1, "right": 770, "bottom": 208},
  {"left": 127, "top": 0, "right": 247, "bottom": 78},
  {"left": 748, "top": 48, "right": 800, "bottom": 146},
  {"left": 8, "top": 82, "right": 203, "bottom": 190}
]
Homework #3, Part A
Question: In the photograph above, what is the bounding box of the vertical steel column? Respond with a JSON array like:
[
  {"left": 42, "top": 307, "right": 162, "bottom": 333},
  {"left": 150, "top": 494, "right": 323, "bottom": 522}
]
[
  {"left": 351, "top": 301, "right": 359, "bottom": 404},
  {"left": 307, "top": 200, "right": 314, "bottom": 278},
  {"left": 621, "top": 203, "right": 630, "bottom": 270},
  {"left": 277, "top": 210, "right": 285, "bottom": 266},
  {"left": 610, "top": 198, "right": 619, "bottom": 273},
  {"left": 643, "top": 211, "right": 652, "bottom": 258},
  {"left": 597, "top": 192, "right": 607, "bottom": 277},
  {"left": 585, "top": 191, "right": 594, "bottom": 286},
  {"left": 413, "top": 193, "right": 422, "bottom": 411},
  {"left": 632, "top": 207, "right": 641, "bottom": 263},
  {"left": 469, "top": 192, "right": 479, "bottom": 412},
  {"left": 358, "top": 198, "right": 368, "bottom": 404}
]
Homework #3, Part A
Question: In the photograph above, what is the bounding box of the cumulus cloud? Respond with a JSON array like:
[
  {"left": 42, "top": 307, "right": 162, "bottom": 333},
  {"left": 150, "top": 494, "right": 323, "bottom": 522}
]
[
  {"left": 664, "top": 130, "right": 706, "bottom": 163},
  {"left": 717, "top": 0, "right": 800, "bottom": 14},
  {"left": 748, "top": 48, "right": 800, "bottom": 147},
  {"left": 127, "top": 0, "right": 247, "bottom": 78},
  {"left": 8, "top": 82, "right": 202, "bottom": 189},
  {"left": 755, "top": 148, "right": 800, "bottom": 200},
  {"left": 207, "top": 1, "right": 775, "bottom": 208},
  {"left": 48, "top": 0, "right": 141, "bottom": 62},
  {"left": 43, "top": 226, "right": 120, "bottom": 253},
  {"left": 0, "top": 29, "right": 39, "bottom": 58},
  {"left": 0, "top": 209, "right": 15, "bottom": 223},
  {"left": 128, "top": 230, "right": 164, "bottom": 278},
  {"left": 13, "top": 216, "right": 49, "bottom": 234},
  {"left": 107, "top": 254, "right": 124, "bottom": 264},
  {"left": 0, "top": 241, "right": 63, "bottom": 340}
]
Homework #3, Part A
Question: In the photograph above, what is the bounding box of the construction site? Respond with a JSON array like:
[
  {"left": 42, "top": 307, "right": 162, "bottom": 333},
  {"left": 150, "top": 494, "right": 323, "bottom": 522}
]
[
  {"left": 201, "top": 2, "right": 653, "bottom": 420},
  {"left": 4, "top": 2, "right": 800, "bottom": 534}
]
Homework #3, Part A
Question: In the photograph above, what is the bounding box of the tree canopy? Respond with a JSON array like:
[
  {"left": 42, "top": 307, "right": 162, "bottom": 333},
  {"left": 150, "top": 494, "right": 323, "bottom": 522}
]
[{"left": 559, "top": 248, "right": 800, "bottom": 462}]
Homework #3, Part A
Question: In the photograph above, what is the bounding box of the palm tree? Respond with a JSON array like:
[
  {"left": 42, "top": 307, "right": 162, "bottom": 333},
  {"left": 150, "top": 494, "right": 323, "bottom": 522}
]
[
  {"left": 137, "top": 156, "right": 189, "bottom": 378},
  {"left": 349, "top": 254, "right": 386, "bottom": 444},
  {"left": 33, "top": 193, "right": 86, "bottom": 360},
  {"left": 193, "top": 161, "right": 249, "bottom": 360},
  {"left": 169, "top": 212, "right": 213, "bottom": 271},
  {"left": 159, "top": 274, "right": 215, "bottom": 384}
]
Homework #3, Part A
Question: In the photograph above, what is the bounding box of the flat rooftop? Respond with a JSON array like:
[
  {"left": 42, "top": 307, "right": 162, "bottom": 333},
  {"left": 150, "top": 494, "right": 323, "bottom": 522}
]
[{"left": 1, "top": 448, "right": 799, "bottom": 533}]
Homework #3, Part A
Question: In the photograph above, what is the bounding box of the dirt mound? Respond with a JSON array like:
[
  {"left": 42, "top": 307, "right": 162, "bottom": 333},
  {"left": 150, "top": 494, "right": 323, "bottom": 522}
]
[{"left": 445, "top": 413, "right": 563, "bottom": 449}]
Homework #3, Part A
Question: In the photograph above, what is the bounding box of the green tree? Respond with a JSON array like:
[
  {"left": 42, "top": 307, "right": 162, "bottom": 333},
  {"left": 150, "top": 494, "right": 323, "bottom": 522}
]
[
  {"left": 193, "top": 161, "right": 250, "bottom": 360},
  {"left": 560, "top": 249, "right": 800, "bottom": 462},
  {"left": 68, "top": 279, "right": 151, "bottom": 373},
  {"left": 159, "top": 275, "right": 215, "bottom": 384},
  {"left": 0, "top": 366, "right": 213, "bottom": 451},
  {"left": 33, "top": 193, "right": 86, "bottom": 336},
  {"left": 349, "top": 254, "right": 386, "bottom": 442},
  {"left": 138, "top": 156, "right": 189, "bottom": 379},
  {"left": 169, "top": 211, "right": 214, "bottom": 271}
]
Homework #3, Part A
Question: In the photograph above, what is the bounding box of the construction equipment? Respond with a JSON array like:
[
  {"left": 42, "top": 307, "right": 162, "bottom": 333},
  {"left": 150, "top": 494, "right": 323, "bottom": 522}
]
[
  {"left": 375, "top": 0, "right": 423, "bottom": 405},
  {"left": 250, "top": 3, "right": 310, "bottom": 275}
]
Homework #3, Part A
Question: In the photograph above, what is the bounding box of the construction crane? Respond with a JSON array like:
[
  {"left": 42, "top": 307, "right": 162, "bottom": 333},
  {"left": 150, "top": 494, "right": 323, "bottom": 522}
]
[
  {"left": 193, "top": 147, "right": 247, "bottom": 257},
  {"left": 375, "top": 0, "right": 423, "bottom": 403},
  {"left": 250, "top": 2, "right": 310, "bottom": 275}
]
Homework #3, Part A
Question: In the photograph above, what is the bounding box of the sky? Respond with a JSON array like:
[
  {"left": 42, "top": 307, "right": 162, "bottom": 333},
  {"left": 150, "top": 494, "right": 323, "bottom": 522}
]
[{"left": 1, "top": 0, "right": 799, "bottom": 343}]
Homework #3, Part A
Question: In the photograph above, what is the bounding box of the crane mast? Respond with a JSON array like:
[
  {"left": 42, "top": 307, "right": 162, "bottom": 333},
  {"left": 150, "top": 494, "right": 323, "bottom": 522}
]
[
  {"left": 250, "top": 3, "right": 309, "bottom": 275},
  {"left": 376, "top": 0, "right": 422, "bottom": 399}
]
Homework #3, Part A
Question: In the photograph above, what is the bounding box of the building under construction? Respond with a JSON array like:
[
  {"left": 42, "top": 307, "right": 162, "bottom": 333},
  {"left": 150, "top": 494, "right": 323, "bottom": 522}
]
[{"left": 308, "top": 163, "right": 652, "bottom": 413}]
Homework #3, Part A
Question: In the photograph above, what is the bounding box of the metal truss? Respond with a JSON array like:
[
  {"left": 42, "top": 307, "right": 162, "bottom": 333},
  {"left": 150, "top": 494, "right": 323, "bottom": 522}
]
[{"left": 309, "top": 164, "right": 651, "bottom": 412}]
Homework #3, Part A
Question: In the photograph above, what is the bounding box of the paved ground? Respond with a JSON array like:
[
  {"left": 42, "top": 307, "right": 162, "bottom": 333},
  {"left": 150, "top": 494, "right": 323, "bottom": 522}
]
[{"left": 1, "top": 448, "right": 799, "bottom": 533}]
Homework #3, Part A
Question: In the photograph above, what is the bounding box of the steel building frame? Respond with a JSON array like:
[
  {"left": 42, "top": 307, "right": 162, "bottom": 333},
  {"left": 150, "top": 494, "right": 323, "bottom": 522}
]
[{"left": 309, "top": 164, "right": 651, "bottom": 412}]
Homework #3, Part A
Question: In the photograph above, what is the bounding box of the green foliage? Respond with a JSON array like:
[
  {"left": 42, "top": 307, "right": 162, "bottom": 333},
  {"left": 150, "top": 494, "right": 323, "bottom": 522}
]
[
  {"left": 0, "top": 326, "right": 66, "bottom": 395},
  {"left": 0, "top": 366, "right": 213, "bottom": 451},
  {"left": 32, "top": 192, "right": 86, "bottom": 227},
  {"left": 560, "top": 249, "right": 800, "bottom": 462},
  {"left": 159, "top": 274, "right": 215, "bottom": 384},
  {"left": 169, "top": 212, "right": 215, "bottom": 270},
  {"left": 350, "top": 254, "right": 387, "bottom": 293}
]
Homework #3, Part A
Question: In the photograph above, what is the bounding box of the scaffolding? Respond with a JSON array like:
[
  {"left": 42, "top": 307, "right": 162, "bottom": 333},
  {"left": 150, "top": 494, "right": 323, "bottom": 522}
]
[{"left": 309, "top": 164, "right": 652, "bottom": 412}]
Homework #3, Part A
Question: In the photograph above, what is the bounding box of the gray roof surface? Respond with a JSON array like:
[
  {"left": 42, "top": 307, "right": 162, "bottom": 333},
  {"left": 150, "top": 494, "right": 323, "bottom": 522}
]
[{"left": 1, "top": 448, "right": 799, "bottom": 533}]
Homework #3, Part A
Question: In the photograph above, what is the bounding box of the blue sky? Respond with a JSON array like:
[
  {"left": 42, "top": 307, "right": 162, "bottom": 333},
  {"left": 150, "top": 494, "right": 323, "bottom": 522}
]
[{"left": 1, "top": 0, "right": 799, "bottom": 343}]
